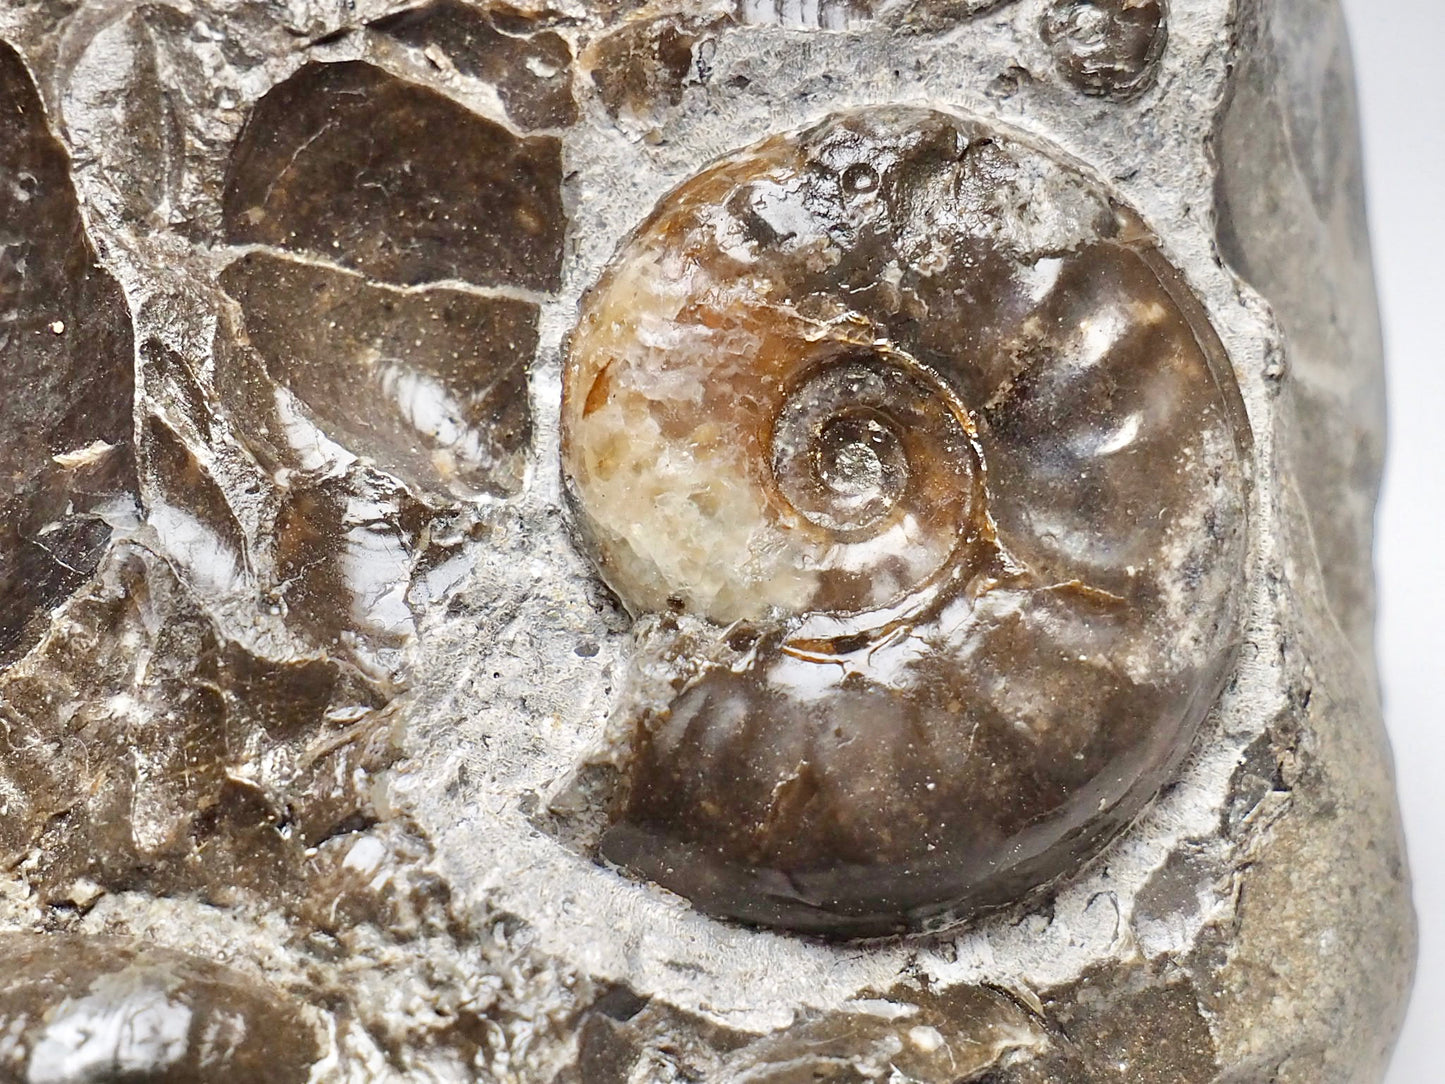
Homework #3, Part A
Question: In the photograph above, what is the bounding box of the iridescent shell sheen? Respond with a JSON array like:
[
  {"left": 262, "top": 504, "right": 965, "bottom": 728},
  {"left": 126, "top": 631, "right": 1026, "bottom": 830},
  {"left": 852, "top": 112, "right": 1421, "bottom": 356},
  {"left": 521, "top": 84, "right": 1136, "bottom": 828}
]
[{"left": 561, "top": 107, "right": 1250, "bottom": 937}]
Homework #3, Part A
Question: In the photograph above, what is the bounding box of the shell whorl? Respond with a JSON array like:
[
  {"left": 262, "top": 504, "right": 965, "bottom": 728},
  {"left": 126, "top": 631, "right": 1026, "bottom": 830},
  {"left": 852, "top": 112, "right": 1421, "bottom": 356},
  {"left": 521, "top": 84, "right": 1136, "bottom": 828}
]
[{"left": 561, "top": 107, "right": 1249, "bottom": 936}]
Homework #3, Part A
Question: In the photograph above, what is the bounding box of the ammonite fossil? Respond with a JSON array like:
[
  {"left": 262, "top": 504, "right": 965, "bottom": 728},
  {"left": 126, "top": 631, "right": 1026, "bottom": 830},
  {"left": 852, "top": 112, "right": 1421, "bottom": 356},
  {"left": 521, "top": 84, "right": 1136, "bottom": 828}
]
[
  {"left": 1041, "top": 0, "right": 1168, "bottom": 101},
  {"left": 562, "top": 107, "right": 1250, "bottom": 937}
]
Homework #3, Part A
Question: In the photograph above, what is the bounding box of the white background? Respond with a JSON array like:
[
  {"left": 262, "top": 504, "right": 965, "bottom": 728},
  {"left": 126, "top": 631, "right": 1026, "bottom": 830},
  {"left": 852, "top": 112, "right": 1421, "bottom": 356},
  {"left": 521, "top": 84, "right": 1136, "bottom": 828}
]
[{"left": 1339, "top": 0, "right": 1444, "bottom": 1077}]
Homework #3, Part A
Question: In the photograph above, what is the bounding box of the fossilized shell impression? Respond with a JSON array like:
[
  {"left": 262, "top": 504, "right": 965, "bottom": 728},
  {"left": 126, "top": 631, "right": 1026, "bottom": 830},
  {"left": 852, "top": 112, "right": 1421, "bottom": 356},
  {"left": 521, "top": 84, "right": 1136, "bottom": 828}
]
[{"left": 561, "top": 107, "right": 1250, "bottom": 937}]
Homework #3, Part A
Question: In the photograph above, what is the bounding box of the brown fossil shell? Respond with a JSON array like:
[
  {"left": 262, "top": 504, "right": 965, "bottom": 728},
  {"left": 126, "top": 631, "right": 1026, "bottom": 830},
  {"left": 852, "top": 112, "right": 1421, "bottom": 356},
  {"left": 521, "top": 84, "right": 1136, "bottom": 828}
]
[
  {"left": 561, "top": 107, "right": 1250, "bottom": 937},
  {"left": 1041, "top": 0, "right": 1168, "bottom": 101},
  {"left": 0, "top": 934, "right": 322, "bottom": 1082}
]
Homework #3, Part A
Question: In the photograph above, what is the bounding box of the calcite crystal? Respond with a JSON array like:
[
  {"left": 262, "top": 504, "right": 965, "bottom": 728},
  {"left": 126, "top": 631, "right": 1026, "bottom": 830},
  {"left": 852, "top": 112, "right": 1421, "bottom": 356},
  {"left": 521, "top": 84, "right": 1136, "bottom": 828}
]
[{"left": 0, "top": 0, "right": 1413, "bottom": 1081}]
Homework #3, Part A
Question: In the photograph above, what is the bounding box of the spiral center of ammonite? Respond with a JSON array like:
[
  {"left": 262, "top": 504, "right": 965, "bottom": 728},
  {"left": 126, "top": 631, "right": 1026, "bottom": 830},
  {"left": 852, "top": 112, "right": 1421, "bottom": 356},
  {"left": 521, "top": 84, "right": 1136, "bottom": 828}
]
[
  {"left": 811, "top": 413, "right": 908, "bottom": 529},
  {"left": 771, "top": 358, "right": 923, "bottom": 536},
  {"left": 768, "top": 349, "right": 977, "bottom": 568}
]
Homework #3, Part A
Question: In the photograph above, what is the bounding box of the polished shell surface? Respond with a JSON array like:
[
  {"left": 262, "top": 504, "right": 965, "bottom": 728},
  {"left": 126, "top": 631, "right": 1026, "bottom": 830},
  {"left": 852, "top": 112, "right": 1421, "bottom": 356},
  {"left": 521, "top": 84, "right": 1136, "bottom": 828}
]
[{"left": 561, "top": 107, "right": 1251, "bottom": 936}]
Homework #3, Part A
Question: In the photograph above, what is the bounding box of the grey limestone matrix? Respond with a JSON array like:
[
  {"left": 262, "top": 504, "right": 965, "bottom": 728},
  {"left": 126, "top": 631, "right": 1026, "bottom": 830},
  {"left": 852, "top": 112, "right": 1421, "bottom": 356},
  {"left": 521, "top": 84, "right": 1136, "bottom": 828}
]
[{"left": 0, "top": 0, "right": 1415, "bottom": 1081}]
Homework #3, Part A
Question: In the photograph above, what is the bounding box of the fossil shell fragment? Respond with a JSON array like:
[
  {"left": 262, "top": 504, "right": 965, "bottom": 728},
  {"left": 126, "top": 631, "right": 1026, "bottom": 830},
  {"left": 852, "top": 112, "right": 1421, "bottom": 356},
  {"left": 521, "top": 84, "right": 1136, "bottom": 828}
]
[
  {"left": 562, "top": 107, "right": 1251, "bottom": 936},
  {"left": 0, "top": 41, "right": 136, "bottom": 669},
  {"left": 1041, "top": 0, "right": 1169, "bottom": 101},
  {"left": 0, "top": 934, "right": 322, "bottom": 1082}
]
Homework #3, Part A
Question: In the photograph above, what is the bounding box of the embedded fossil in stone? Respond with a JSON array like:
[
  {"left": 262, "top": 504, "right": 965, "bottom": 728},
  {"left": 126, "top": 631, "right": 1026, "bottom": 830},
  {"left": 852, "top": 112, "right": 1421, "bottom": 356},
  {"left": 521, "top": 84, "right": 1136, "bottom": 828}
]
[
  {"left": 561, "top": 107, "right": 1250, "bottom": 936},
  {"left": 732, "top": 0, "right": 1018, "bottom": 32},
  {"left": 372, "top": 0, "right": 577, "bottom": 131},
  {"left": 220, "top": 61, "right": 555, "bottom": 505},
  {"left": 0, "top": 934, "right": 322, "bottom": 1083},
  {"left": 0, "top": 542, "right": 396, "bottom": 907},
  {"left": 734, "top": 0, "right": 871, "bottom": 30},
  {"left": 585, "top": 11, "right": 729, "bottom": 133},
  {"left": 222, "top": 252, "right": 535, "bottom": 500},
  {"left": 222, "top": 60, "right": 564, "bottom": 291},
  {"left": 1041, "top": 0, "right": 1168, "bottom": 100},
  {"left": 272, "top": 472, "right": 425, "bottom": 676},
  {"left": 0, "top": 0, "right": 1408, "bottom": 1076},
  {"left": 0, "top": 42, "right": 136, "bottom": 670}
]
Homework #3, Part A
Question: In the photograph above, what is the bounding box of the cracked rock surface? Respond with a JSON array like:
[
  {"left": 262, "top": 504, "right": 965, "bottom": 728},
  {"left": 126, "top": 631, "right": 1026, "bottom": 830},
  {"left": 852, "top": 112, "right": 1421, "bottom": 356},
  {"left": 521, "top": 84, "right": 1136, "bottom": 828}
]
[{"left": 0, "top": 0, "right": 1413, "bottom": 1081}]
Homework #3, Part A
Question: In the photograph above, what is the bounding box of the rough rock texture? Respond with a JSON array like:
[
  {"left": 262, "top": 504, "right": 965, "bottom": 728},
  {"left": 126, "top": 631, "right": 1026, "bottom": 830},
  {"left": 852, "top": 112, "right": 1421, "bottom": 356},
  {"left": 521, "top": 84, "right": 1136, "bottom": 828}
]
[{"left": 0, "top": 0, "right": 1412, "bottom": 1081}]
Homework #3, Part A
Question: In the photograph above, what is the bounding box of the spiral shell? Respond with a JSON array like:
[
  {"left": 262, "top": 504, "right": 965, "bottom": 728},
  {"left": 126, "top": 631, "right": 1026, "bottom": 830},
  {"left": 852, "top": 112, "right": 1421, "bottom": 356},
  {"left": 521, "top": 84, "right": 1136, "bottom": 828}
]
[{"left": 562, "top": 107, "right": 1249, "bottom": 936}]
